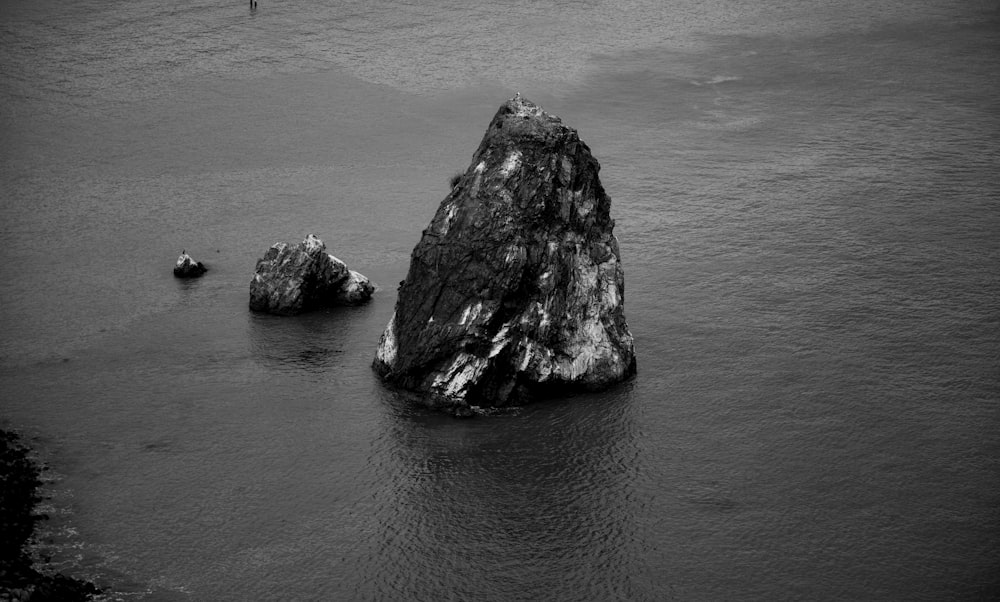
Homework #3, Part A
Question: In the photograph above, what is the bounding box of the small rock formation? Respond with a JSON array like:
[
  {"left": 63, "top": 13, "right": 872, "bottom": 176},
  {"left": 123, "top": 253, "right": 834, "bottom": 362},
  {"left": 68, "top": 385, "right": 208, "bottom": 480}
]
[
  {"left": 173, "top": 250, "right": 207, "bottom": 278},
  {"left": 249, "top": 234, "right": 374, "bottom": 315},
  {"left": 373, "top": 95, "right": 635, "bottom": 410}
]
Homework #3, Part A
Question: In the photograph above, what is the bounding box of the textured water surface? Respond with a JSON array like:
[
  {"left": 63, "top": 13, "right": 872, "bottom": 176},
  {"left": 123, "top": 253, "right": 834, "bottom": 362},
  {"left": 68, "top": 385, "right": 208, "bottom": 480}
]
[{"left": 1, "top": 0, "right": 998, "bottom": 599}]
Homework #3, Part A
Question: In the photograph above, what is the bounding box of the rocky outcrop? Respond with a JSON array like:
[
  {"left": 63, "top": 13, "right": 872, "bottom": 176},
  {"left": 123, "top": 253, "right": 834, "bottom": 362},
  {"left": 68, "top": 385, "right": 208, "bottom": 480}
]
[
  {"left": 249, "top": 234, "right": 374, "bottom": 315},
  {"left": 173, "top": 251, "right": 207, "bottom": 278},
  {"left": 1, "top": 430, "right": 102, "bottom": 600},
  {"left": 373, "top": 95, "right": 635, "bottom": 410}
]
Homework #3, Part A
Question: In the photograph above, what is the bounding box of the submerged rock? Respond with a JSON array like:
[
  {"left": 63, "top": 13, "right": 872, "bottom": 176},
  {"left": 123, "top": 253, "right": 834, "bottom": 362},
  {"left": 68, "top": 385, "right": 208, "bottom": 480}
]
[
  {"left": 373, "top": 95, "right": 635, "bottom": 409},
  {"left": 249, "top": 234, "right": 374, "bottom": 315},
  {"left": 173, "top": 251, "right": 207, "bottom": 278}
]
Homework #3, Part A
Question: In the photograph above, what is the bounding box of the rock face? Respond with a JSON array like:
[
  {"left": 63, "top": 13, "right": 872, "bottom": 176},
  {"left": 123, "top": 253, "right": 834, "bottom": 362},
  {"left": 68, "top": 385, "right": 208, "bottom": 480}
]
[
  {"left": 373, "top": 95, "right": 635, "bottom": 409},
  {"left": 173, "top": 251, "right": 207, "bottom": 278},
  {"left": 249, "top": 234, "right": 374, "bottom": 315}
]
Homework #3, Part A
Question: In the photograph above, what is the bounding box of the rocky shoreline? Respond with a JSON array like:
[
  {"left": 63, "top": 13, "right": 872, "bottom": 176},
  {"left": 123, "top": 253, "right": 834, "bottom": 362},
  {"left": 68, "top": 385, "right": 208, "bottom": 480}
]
[{"left": 0, "top": 430, "right": 100, "bottom": 602}]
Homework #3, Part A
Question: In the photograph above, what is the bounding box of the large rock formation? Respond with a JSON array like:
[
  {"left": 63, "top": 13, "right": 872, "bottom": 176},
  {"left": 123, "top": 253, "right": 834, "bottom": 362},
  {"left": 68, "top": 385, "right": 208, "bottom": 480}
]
[
  {"left": 249, "top": 234, "right": 374, "bottom": 315},
  {"left": 373, "top": 95, "right": 635, "bottom": 409}
]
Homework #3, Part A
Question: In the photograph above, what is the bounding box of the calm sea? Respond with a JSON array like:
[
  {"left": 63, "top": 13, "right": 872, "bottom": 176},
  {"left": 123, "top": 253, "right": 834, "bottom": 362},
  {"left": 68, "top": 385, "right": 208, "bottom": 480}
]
[{"left": 2, "top": 0, "right": 998, "bottom": 599}]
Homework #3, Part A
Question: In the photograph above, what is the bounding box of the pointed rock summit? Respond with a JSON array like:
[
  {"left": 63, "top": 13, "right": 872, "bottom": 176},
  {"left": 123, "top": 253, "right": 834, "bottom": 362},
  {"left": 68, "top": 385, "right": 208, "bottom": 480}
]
[
  {"left": 173, "top": 251, "right": 207, "bottom": 278},
  {"left": 373, "top": 95, "right": 635, "bottom": 409},
  {"left": 249, "top": 234, "right": 374, "bottom": 315}
]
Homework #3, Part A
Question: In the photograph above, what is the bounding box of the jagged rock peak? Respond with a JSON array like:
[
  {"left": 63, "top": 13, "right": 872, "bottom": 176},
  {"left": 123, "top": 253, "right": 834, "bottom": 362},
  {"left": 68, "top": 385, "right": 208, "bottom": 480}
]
[
  {"left": 373, "top": 95, "right": 635, "bottom": 410},
  {"left": 173, "top": 251, "right": 207, "bottom": 278},
  {"left": 249, "top": 234, "right": 374, "bottom": 315}
]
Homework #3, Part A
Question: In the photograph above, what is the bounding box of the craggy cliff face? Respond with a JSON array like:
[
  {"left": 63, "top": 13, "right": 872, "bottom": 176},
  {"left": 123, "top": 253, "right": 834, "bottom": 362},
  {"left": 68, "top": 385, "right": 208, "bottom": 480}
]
[{"left": 374, "top": 95, "right": 635, "bottom": 409}]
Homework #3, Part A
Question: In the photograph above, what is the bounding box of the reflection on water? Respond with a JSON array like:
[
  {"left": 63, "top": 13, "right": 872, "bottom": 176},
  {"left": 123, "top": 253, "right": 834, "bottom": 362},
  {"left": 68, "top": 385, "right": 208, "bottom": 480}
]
[
  {"left": 246, "top": 307, "right": 373, "bottom": 374},
  {"left": 361, "top": 387, "right": 653, "bottom": 601}
]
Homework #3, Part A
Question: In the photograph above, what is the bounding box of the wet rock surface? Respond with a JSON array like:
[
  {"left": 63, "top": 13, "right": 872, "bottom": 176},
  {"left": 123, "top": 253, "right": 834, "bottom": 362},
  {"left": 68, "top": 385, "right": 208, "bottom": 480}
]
[
  {"left": 172, "top": 251, "right": 207, "bottom": 278},
  {"left": 374, "top": 95, "right": 635, "bottom": 409},
  {"left": 249, "top": 234, "right": 374, "bottom": 315}
]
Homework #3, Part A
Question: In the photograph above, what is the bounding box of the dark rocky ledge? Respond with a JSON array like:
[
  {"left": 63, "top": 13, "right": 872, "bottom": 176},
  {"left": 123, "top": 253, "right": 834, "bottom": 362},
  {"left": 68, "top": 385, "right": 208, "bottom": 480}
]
[
  {"left": 373, "top": 95, "right": 636, "bottom": 411},
  {"left": 249, "top": 234, "right": 374, "bottom": 315},
  {"left": 1, "top": 429, "right": 101, "bottom": 601}
]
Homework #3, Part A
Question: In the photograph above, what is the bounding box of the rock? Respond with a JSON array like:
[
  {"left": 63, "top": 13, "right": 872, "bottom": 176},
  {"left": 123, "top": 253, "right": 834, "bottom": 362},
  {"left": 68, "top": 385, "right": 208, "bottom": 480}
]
[
  {"left": 0, "top": 430, "right": 102, "bottom": 600},
  {"left": 173, "top": 251, "right": 207, "bottom": 278},
  {"left": 338, "top": 270, "right": 378, "bottom": 305},
  {"left": 249, "top": 234, "right": 374, "bottom": 315},
  {"left": 373, "top": 95, "right": 635, "bottom": 409},
  {"left": 451, "top": 405, "right": 476, "bottom": 418}
]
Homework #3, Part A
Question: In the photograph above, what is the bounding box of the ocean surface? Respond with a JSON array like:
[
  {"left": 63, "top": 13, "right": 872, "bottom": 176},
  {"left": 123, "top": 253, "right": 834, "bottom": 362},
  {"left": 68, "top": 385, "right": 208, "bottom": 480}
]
[{"left": 2, "top": 0, "right": 999, "bottom": 599}]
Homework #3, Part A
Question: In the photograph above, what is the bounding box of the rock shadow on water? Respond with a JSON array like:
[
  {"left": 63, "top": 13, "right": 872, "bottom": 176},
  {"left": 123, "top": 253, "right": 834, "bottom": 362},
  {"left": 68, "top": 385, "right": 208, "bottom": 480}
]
[
  {"left": 246, "top": 307, "right": 367, "bottom": 374},
  {"left": 174, "top": 275, "right": 206, "bottom": 295},
  {"left": 357, "top": 383, "right": 655, "bottom": 601}
]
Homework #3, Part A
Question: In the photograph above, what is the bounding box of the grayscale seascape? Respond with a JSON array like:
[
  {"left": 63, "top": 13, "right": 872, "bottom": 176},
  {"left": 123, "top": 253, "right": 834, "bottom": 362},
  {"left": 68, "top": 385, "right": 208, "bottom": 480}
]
[{"left": 1, "top": 0, "right": 998, "bottom": 599}]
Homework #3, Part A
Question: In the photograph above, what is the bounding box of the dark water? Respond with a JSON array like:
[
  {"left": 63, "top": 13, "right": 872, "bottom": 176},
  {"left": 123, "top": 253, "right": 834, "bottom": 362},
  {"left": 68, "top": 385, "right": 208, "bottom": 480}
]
[{"left": 2, "top": 1, "right": 999, "bottom": 599}]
